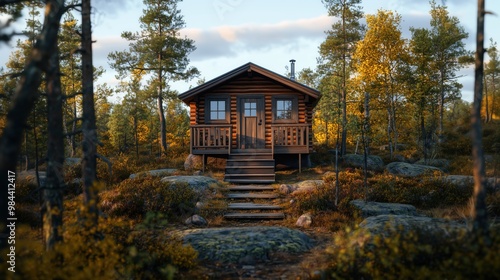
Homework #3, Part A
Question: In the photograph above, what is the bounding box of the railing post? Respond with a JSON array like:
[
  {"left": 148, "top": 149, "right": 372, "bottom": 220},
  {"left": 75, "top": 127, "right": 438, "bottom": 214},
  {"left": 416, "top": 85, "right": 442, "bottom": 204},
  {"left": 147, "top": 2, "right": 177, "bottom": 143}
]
[
  {"left": 229, "top": 126, "right": 232, "bottom": 155},
  {"left": 271, "top": 127, "right": 275, "bottom": 159}
]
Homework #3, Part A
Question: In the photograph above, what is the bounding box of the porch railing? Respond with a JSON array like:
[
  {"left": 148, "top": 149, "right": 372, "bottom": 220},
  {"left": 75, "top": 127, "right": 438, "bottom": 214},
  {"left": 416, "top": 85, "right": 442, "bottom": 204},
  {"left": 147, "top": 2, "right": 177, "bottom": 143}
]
[
  {"left": 190, "top": 125, "right": 232, "bottom": 154},
  {"left": 271, "top": 124, "right": 310, "bottom": 155}
]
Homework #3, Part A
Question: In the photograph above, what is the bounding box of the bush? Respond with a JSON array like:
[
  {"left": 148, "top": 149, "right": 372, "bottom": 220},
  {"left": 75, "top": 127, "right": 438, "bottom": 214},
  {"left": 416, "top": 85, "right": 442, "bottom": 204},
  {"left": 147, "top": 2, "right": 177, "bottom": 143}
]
[
  {"left": 368, "top": 175, "right": 472, "bottom": 209},
  {"left": 100, "top": 177, "right": 197, "bottom": 220},
  {"left": 326, "top": 226, "right": 500, "bottom": 279}
]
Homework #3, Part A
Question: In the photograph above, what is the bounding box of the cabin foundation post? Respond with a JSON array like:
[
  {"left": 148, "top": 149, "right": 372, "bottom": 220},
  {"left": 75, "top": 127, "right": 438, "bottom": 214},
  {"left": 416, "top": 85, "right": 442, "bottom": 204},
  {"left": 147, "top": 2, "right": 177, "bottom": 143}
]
[
  {"left": 202, "top": 154, "right": 206, "bottom": 173},
  {"left": 299, "top": 153, "right": 302, "bottom": 173}
]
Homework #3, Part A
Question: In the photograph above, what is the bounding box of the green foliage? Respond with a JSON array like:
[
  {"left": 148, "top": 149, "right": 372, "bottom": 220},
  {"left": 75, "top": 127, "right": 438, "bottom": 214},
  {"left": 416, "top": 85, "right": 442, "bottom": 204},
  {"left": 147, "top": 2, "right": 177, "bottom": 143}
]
[
  {"left": 100, "top": 176, "right": 197, "bottom": 220},
  {"left": 2, "top": 211, "right": 198, "bottom": 280},
  {"left": 368, "top": 175, "right": 472, "bottom": 209},
  {"left": 326, "top": 226, "right": 500, "bottom": 279}
]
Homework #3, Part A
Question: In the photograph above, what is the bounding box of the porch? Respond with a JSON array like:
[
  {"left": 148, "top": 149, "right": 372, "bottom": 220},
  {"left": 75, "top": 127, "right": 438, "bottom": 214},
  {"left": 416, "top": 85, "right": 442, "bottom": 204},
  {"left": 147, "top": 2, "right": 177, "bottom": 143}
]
[
  {"left": 189, "top": 124, "right": 310, "bottom": 156},
  {"left": 190, "top": 124, "right": 311, "bottom": 182}
]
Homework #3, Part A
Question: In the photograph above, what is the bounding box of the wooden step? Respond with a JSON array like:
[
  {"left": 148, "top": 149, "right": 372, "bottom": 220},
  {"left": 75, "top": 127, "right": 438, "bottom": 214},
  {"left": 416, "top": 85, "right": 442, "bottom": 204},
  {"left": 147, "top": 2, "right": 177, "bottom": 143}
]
[
  {"left": 224, "top": 179, "right": 276, "bottom": 184},
  {"left": 226, "top": 159, "right": 275, "bottom": 167},
  {"left": 227, "top": 185, "right": 276, "bottom": 191},
  {"left": 224, "top": 212, "right": 285, "bottom": 219},
  {"left": 228, "top": 154, "right": 273, "bottom": 160},
  {"left": 227, "top": 193, "right": 279, "bottom": 199},
  {"left": 228, "top": 202, "right": 282, "bottom": 210},
  {"left": 225, "top": 166, "right": 275, "bottom": 174}
]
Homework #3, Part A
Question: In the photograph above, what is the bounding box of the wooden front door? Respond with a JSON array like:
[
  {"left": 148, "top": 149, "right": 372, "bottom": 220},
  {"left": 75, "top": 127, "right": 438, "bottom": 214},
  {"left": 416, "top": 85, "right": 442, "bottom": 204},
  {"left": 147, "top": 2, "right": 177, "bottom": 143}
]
[{"left": 239, "top": 97, "right": 265, "bottom": 149}]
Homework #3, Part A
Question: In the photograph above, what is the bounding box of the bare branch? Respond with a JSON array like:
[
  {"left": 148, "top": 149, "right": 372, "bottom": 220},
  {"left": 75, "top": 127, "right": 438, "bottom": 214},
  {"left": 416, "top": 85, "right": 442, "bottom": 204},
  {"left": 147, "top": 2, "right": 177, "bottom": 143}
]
[{"left": 96, "top": 153, "right": 112, "bottom": 176}]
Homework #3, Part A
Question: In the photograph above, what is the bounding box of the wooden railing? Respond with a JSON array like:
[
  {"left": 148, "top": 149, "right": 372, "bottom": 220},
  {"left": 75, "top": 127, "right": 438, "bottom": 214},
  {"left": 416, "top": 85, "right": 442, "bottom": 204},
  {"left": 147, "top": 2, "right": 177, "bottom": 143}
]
[
  {"left": 271, "top": 124, "right": 310, "bottom": 155},
  {"left": 190, "top": 125, "right": 232, "bottom": 154}
]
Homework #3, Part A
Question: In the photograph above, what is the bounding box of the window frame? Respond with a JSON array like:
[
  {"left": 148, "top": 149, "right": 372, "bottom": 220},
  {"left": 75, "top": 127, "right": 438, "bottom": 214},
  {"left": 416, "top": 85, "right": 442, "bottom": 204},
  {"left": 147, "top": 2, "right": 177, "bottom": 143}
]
[
  {"left": 272, "top": 96, "right": 298, "bottom": 123},
  {"left": 206, "top": 97, "right": 229, "bottom": 123}
]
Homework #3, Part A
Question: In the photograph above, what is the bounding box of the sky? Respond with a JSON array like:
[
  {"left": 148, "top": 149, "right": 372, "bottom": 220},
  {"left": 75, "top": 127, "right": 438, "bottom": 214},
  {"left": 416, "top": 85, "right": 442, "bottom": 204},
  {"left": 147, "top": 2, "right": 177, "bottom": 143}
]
[{"left": 2, "top": 0, "right": 500, "bottom": 102}]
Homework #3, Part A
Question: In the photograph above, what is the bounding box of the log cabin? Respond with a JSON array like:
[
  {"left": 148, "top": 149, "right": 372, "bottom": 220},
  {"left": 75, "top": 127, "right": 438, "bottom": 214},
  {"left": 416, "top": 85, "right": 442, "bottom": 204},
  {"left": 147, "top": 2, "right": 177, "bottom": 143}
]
[{"left": 179, "top": 61, "right": 320, "bottom": 183}]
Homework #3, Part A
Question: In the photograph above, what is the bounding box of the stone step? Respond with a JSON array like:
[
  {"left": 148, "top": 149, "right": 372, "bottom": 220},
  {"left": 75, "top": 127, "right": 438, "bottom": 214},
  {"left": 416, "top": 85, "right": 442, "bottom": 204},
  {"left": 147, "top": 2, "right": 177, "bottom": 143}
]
[
  {"left": 224, "top": 212, "right": 285, "bottom": 219},
  {"left": 225, "top": 166, "right": 275, "bottom": 175},
  {"left": 228, "top": 202, "right": 282, "bottom": 210},
  {"left": 227, "top": 185, "right": 276, "bottom": 191},
  {"left": 226, "top": 193, "right": 279, "bottom": 199}
]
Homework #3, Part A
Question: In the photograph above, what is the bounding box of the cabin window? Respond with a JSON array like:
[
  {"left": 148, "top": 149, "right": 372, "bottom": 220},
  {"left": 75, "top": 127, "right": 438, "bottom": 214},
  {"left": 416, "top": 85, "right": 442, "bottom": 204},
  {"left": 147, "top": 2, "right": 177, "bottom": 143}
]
[
  {"left": 273, "top": 96, "right": 297, "bottom": 123},
  {"left": 208, "top": 98, "right": 229, "bottom": 123}
]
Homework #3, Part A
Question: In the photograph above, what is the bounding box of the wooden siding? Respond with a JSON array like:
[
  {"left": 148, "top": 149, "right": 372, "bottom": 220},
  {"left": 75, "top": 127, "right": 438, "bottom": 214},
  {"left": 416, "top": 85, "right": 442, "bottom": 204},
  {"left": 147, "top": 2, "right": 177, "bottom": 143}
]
[{"left": 189, "top": 72, "right": 316, "bottom": 153}]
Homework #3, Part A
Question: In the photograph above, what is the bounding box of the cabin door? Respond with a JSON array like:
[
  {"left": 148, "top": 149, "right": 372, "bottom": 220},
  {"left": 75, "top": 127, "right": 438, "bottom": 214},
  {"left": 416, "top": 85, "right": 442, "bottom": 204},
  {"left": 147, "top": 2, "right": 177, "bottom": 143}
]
[{"left": 239, "top": 97, "right": 265, "bottom": 149}]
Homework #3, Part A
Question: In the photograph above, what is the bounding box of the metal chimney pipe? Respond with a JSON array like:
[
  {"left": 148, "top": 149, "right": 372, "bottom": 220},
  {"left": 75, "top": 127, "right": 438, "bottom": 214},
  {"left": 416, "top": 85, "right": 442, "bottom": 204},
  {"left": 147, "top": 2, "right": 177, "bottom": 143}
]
[{"left": 289, "top": 59, "right": 296, "bottom": 80}]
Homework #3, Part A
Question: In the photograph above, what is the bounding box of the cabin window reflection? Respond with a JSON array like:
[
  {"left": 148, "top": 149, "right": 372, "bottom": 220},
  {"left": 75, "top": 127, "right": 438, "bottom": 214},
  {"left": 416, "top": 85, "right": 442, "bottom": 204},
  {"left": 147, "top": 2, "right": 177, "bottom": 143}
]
[{"left": 273, "top": 97, "right": 297, "bottom": 123}]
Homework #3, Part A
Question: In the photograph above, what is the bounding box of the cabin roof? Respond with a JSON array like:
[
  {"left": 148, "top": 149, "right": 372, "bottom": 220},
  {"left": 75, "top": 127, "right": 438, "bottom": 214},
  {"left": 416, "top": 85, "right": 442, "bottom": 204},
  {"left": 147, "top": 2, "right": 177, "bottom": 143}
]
[{"left": 178, "top": 62, "right": 321, "bottom": 103}]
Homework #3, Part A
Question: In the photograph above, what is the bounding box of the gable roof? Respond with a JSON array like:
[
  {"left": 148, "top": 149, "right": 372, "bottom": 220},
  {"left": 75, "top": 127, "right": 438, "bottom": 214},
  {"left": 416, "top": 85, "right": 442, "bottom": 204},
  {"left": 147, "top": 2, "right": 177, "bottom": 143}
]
[{"left": 178, "top": 62, "right": 321, "bottom": 103}]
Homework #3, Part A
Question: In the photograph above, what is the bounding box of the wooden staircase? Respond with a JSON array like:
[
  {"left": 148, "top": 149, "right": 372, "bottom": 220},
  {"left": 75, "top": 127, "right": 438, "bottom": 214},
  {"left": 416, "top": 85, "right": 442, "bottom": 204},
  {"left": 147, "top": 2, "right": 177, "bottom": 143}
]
[
  {"left": 224, "top": 185, "right": 284, "bottom": 219},
  {"left": 223, "top": 153, "right": 275, "bottom": 183}
]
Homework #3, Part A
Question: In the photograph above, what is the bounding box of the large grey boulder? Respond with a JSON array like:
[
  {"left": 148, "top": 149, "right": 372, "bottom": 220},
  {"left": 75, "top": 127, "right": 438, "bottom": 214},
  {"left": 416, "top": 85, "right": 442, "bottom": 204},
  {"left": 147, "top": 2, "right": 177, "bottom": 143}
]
[
  {"left": 386, "top": 162, "right": 443, "bottom": 177},
  {"left": 129, "top": 169, "right": 178, "bottom": 179},
  {"left": 184, "top": 154, "right": 203, "bottom": 170},
  {"left": 414, "top": 159, "right": 450, "bottom": 170},
  {"left": 444, "top": 175, "right": 499, "bottom": 191},
  {"left": 343, "top": 154, "right": 384, "bottom": 171},
  {"left": 350, "top": 200, "right": 417, "bottom": 217},
  {"left": 358, "top": 215, "right": 466, "bottom": 238},
  {"left": 161, "top": 175, "right": 218, "bottom": 197},
  {"left": 184, "top": 214, "right": 208, "bottom": 227},
  {"left": 178, "top": 226, "right": 313, "bottom": 264}
]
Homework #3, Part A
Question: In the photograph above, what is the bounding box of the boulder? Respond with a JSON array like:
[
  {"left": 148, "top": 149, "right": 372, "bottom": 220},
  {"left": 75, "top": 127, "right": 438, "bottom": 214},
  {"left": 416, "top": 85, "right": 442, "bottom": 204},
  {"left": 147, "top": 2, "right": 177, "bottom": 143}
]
[
  {"left": 184, "top": 154, "right": 203, "bottom": 170},
  {"left": 161, "top": 175, "right": 218, "bottom": 197},
  {"left": 296, "top": 213, "right": 312, "bottom": 228},
  {"left": 386, "top": 162, "right": 443, "bottom": 177},
  {"left": 350, "top": 200, "right": 417, "bottom": 217},
  {"left": 279, "top": 184, "right": 293, "bottom": 195},
  {"left": 290, "top": 180, "right": 324, "bottom": 195},
  {"left": 343, "top": 154, "right": 384, "bottom": 171},
  {"left": 129, "top": 168, "right": 178, "bottom": 179},
  {"left": 178, "top": 226, "right": 313, "bottom": 263},
  {"left": 444, "top": 175, "right": 499, "bottom": 191},
  {"left": 17, "top": 171, "right": 46, "bottom": 187},
  {"left": 414, "top": 159, "right": 450, "bottom": 170},
  {"left": 185, "top": 215, "right": 208, "bottom": 227},
  {"left": 358, "top": 214, "right": 465, "bottom": 238}
]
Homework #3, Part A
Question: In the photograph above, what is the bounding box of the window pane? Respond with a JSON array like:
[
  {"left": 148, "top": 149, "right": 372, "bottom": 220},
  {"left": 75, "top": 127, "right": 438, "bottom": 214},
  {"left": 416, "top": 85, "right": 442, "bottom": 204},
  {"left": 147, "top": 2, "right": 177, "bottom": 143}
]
[
  {"left": 218, "top": 112, "right": 225, "bottom": 119},
  {"left": 210, "top": 101, "right": 218, "bottom": 110},
  {"left": 211, "top": 112, "right": 218, "bottom": 120},
  {"left": 218, "top": 101, "right": 225, "bottom": 109}
]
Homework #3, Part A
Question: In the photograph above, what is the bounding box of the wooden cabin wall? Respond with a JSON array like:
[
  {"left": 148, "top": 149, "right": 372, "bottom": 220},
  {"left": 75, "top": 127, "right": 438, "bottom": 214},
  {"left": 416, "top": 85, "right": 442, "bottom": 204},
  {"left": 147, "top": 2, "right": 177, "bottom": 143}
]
[{"left": 191, "top": 72, "right": 317, "bottom": 151}]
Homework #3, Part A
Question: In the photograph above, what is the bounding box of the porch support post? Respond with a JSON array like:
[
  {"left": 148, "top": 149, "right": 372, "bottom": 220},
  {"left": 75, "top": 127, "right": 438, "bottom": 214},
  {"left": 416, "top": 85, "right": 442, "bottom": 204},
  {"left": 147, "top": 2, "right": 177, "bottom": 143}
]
[
  {"left": 202, "top": 154, "right": 206, "bottom": 173},
  {"left": 299, "top": 153, "right": 302, "bottom": 173}
]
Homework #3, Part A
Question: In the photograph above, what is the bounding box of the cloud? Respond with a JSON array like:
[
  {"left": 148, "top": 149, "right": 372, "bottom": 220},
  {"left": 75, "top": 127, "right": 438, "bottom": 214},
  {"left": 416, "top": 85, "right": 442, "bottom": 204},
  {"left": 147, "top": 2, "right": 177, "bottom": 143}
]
[{"left": 180, "top": 15, "right": 336, "bottom": 61}]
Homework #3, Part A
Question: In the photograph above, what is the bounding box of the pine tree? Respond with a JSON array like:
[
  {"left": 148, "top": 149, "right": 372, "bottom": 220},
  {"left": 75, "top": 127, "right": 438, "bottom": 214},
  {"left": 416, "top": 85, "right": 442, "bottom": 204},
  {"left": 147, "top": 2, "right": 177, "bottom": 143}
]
[{"left": 108, "top": 0, "right": 198, "bottom": 155}]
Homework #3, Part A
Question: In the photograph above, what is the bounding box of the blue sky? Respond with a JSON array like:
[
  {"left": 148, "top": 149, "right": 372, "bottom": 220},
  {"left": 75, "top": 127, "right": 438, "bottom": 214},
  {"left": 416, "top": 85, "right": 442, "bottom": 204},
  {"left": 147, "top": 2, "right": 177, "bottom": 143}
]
[{"left": 2, "top": 0, "right": 500, "bottom": 102}]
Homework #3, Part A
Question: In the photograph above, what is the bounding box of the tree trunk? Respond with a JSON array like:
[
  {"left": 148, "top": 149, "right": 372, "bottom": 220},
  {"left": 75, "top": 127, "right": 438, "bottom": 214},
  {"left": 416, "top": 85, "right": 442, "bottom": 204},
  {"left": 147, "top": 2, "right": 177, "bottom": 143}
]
[
  {"left": 471, "top": 0, "right": 489, "bottom": 239},
  {"left": 44, "top": 45, "right": 65, "bottom": 250},
  {"left": 484, "top": 75, "right": 490, "bottom": 122},
  {"left": 0, "top": 0, "right": 65, "bottom": 250},
  {"left": 81, "top": 0, "right": 98, "bottom": 228},
  {"left": 157, "top": 93, "right": 167, "bottom": 154}
]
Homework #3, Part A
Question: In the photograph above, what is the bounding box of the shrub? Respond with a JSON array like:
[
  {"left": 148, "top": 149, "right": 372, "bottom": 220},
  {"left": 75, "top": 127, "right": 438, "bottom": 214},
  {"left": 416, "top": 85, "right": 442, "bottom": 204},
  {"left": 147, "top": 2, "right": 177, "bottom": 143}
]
[
  {"left": 326, "top": 226, "right": 500, "bottom": 279},
  {"left": 100, "top": 177, "right": 197, "bottom": 220}
]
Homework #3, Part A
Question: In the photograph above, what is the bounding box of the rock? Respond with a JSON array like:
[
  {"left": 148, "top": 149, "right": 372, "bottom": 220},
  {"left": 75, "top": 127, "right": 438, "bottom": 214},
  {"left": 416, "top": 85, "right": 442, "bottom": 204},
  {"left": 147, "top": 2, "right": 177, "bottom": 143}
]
[
  {"left": 184, "top": 215, "right": 208, "bottom": 226},
  {"left": 343, "top": 154, "right": 384, "bottom": 171},
  {"left": 64, "top": 157, "right": 81, "bottom": 166},
  {"left": 160, "top": 175, "right": 219, "bottom": 197},
  {"left": 129, "top": 168, "right": 178, "bottom": 179},
  {"left": 178, "top": 226, "right": 313, "bottom": 263},
  {"left": 444, "top": 175, "right": 500, "bottom": 191},
  {"left": 291, "top": 180, "right": 324, "bottom": 195},
  {"left": 17, "top": 171, "right": 46, "bottom": 187},
  {"left": 193, "top": 170, "right": 202, "bottom": 175},
  {"left": 386, "top": 162, "right": 443, "bottom": 177},
  {"left": 414, "top": 159, "right": 450, "bottom": 170},
  {"left": 358, "top": 215, "right": 465, "bottom": 238},
  {"left": 184, "top": 154, "right": 203, "bottom": 170},
  {"left": 279, "top": 184, "right": 293, "bottom": 194},
  {"left": 350, "top": 200, "right": 417, "bottom": 217},
  {"left": 296, "top": 213, "right": 312, "bottom": 228},
  {"left": 195, "top": 201, "right": 204, "bottom": 210}
]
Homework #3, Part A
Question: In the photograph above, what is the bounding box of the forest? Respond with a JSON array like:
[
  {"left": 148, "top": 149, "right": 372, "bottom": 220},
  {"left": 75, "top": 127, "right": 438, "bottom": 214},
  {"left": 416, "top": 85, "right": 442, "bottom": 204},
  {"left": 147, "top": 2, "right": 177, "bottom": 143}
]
[{"left": 0, "top": 0, "right": 499, "bottom": 279}]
